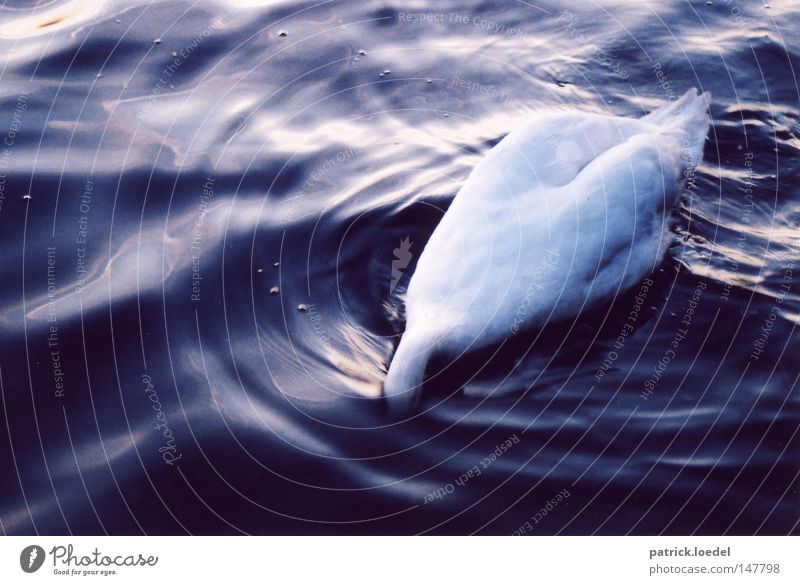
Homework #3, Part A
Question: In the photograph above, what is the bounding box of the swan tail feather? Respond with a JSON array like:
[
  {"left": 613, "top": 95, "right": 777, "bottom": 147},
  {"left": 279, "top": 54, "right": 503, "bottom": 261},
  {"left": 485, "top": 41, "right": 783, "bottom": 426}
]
[{"left": 642, "top": 87, "right": 711, "bottom": 168}]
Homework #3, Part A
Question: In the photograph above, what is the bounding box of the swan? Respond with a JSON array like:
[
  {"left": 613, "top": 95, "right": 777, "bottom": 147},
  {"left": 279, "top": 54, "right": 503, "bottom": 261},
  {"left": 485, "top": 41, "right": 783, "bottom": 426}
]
[{"left": 384, "top": 88, "right": 711, "bottom": 414}]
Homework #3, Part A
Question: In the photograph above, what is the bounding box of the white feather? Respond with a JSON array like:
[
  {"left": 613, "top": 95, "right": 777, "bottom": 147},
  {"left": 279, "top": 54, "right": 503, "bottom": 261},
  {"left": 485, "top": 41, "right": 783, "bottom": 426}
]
[{"left": 384, "top": 88, "right": 711, "bottom": 413}]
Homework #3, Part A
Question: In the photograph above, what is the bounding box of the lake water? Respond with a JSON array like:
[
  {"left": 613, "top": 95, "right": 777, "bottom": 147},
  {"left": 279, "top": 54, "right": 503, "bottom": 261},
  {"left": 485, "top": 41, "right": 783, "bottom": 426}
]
[{"left": 0, "top": 0, "right": 798, "bottom": 535}]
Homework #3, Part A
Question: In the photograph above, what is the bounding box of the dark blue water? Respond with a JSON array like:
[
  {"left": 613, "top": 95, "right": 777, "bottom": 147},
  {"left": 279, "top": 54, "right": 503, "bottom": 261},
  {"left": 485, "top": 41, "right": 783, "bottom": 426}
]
[{"left": 0, "top": 0, "right": 797, "bottom": 535}]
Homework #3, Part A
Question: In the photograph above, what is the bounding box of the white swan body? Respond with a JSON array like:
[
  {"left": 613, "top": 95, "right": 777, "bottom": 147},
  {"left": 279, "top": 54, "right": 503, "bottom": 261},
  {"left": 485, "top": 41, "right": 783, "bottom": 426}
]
[{"left": 384, "top": 88, "right": 711, "bottom": 413}]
